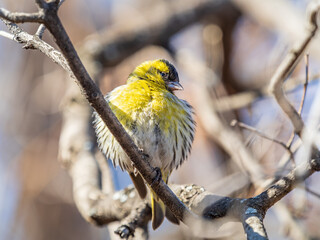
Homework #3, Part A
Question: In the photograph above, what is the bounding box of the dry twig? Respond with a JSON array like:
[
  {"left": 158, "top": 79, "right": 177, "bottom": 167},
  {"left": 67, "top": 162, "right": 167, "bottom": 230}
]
[
  {"left": 286, "top": 54, "right": 310, "bottom": 150},
  {"left": 268, "top": 4, "right": 320, "bottom": 136},
  {"left": 230, "top": 120, "right": 294, "bottom": 160}
]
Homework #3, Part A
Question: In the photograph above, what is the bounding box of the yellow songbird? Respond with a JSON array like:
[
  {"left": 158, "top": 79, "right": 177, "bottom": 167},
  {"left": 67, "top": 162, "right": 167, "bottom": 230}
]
[{"left": 93, "top": 59, "right": 195, "bottom": 229}]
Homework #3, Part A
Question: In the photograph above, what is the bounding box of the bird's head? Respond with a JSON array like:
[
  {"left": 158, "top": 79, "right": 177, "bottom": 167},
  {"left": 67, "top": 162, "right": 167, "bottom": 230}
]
[{"left": 128, "top": 59, "right": 183, "bottom": 92}]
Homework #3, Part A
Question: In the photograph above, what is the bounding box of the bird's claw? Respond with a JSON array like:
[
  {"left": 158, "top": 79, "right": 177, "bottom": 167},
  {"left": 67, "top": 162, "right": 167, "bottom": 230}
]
[
  {"left": 150, "top": 167, "right": 162, "bottom": 188},
  {"left": 114, "top": 225, "right": 134, "bottom": 239}
]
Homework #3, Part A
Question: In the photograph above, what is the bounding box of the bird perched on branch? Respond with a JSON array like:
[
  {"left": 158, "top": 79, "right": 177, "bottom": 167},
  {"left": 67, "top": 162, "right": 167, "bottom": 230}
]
[{"left": 93, "top": 59, "right": 195, "bottom": 229}]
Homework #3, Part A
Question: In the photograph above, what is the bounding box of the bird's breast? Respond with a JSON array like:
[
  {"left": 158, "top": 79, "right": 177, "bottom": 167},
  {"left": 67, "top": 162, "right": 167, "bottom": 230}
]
[{"left": 96, "top": 83, "right": 195, "bottom": 172}]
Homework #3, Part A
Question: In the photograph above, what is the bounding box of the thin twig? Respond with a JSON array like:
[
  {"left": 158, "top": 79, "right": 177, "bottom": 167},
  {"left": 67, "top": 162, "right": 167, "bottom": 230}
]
[
  {"left": 305, "top": 186, "right": 320, "bottom": 199},
  {"left": 0, "top": 30, "right": 13, "bottom": 40},
  {"left": 231, "top": 120, "right": 294, "bottom": 160},
  {"left": 278, "top": 54, "right": 310, "bottom": 170},
  {"left": 268, "top": 4, "right": 320, "bottom": 136},
  {"left": 35, "top": 24, "right": 46, "bottom": 38},
  {"left": 203, "top": 157, "right": 320, "bottom": 238},
  {"left": 286, "top": 54, "right": 310, "bottom": 149},
  {"left": 301, "top": 54, "right": 309, "bottom": 114},
  {"left": 0, "top": 8, "right": 44, "bottom": 23},
  {"left": 0, "top": 19, "right": 73, "bottom": 77}
]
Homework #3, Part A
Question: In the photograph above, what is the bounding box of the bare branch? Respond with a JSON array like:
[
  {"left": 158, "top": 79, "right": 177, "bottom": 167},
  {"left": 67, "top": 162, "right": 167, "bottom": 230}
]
[
  {"left": 302, "top": 54, "right": 310, "bottom": 112},
  {"left": 0, "top": 19, "right": 73, "bottom": 77},
  {"left": 68, "top": 152, "right": 320, "bottom": 238},
  {"left": 231, "top": 120, "right": 294, "bottom": 161},
  {"left": 0, "top": 30, "right": 13, "bottom": 40},
  {"left": 274, "top": 138, "right": 302, "bottom": 181},
  {"left": 256, "top": 157, "right": 320, "bottom": 211},
  {"left": 268, "top": 3, "right": 320, "bottom": 136},
  {"left": 305, "top": 186, "right": 320, "bottom": 199},
  {"left": 0, "top": 8, "right": 44, "bottom": 23},
  {"left": 35, "top": 24, "right": 46, "bottom": 38},
  {"left": 202, "top": 157, "right": 320, "bottom": 238},
  {"left": 242, "top": 209, "right": 268, "bottom": 240},
  {"left": 231, "top": 120, "right": 289, "bottom": 151},
  {"left": 286, "top": 54, "right": 310, "bottom": 150}
]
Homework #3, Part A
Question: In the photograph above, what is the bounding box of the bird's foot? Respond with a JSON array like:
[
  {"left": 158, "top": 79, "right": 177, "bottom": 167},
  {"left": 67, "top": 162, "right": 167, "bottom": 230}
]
[
  {"left": 150, "top": 167, "right": 162, "bottom": 188},
  {"left": 114, "top": 225, "right": 134, "bottom": 239}
]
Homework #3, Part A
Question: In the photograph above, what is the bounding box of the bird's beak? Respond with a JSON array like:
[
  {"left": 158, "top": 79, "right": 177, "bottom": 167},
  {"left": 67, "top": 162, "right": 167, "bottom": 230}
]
[{"left": 166, "top": 81, "right": 184, "bottom": 91}]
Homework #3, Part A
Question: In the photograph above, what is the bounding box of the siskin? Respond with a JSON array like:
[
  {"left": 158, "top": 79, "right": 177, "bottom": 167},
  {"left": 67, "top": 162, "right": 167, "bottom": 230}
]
[{"left": 93, "top": 59, "right": 195, "bottom": 229}]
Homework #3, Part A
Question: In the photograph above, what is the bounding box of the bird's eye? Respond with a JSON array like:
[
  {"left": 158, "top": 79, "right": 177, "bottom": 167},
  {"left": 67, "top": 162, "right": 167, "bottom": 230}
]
[{"left": 160, "top": 72, "right": 168, "bottom": 79}]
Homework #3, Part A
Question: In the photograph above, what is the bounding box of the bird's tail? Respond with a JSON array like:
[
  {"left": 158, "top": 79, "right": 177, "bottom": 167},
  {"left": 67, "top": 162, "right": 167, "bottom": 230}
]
[
  {"left": 150, "top": 171, "right": 179, "bottom": 230},
  {"left": 150, "top": 190, "right": 165, "bottom": 230}
]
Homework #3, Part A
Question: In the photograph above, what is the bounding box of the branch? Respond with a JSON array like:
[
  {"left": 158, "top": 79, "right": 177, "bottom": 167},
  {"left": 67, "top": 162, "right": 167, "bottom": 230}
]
[
  {"left": 286, "top": 54, "right": 310, "bottom": 148},
  {"left": 231, "top": 120, "right": 294, "bottom": 160},
  {"left": 69, "top": 153, "right": 320, "bottom": 238},
  {"left": 0, "top": 19, "right": 73, "bottom": 77},
  {"left": 0, "top": 8, "right": 44, "bottom": 23},
  {"left": 256, "top": 157, "right": 320, "bottom": 210},
  {"left": 242, "top": 209, "right": 268, "bottom": 240},
  {"left": 0, "top": 29, "right": 13, "bottom": 40},
  {"left": 268, "top": 2, "right": 320, "bottom": 136},
  {"left": 72, "top": 152, "right": 320, "bottom": 237},
  {"left": 203, "top": 156, "right": 320, "bottom": 238},
  {"left": 305, "top": 186, "right": 320, "bottom": 199}
]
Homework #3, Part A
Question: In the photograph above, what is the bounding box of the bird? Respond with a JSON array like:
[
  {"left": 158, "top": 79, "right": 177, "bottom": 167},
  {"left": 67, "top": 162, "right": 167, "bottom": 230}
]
[{"left": 93, "top": 59, "right": 195, "bottom": 230}]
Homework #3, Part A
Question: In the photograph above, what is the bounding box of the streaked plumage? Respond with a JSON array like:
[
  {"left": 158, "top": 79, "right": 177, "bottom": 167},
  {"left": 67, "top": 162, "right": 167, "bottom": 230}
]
[{"left": 93, "top": 59, "right": 195, "bottom": 229}]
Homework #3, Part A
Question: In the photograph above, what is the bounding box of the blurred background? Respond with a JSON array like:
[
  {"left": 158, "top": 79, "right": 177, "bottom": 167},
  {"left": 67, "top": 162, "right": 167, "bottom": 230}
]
[{"left": 0, "top": 0, "right": 320, "bottom": 239}]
